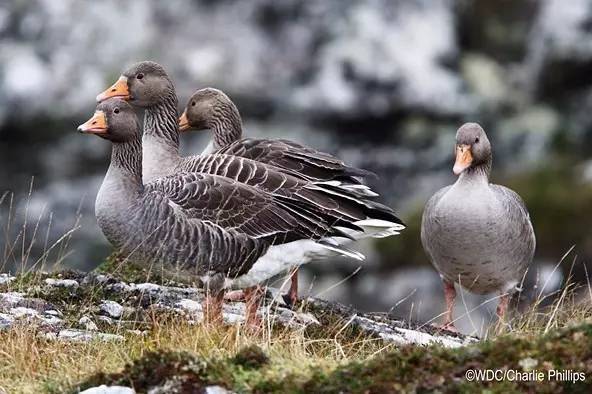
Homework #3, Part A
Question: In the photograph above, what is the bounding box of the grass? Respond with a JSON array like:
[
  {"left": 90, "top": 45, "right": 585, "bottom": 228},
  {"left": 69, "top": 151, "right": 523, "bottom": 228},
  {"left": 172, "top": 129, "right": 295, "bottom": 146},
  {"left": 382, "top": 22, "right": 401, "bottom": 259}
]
[{"left": 0, "top": 262, "right": 590, "bottom": 393}]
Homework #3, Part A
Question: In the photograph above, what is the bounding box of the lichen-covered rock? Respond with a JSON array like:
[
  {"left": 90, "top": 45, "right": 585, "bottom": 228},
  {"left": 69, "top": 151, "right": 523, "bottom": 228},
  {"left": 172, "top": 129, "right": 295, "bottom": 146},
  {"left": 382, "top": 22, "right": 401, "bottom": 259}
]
[{"left": 0, "top": 271, "right": 476, "bottom": 348}]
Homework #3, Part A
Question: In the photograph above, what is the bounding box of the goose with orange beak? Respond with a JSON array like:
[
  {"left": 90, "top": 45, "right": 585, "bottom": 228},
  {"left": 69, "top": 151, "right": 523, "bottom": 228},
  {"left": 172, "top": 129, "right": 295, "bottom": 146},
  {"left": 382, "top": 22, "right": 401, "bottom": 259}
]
[
  {"left": 421, "top": 123, "right": 535, "bottom": 332},
  {"left": 93, "top": 62, "right": 404, "bottom": 315},
  {"left": 176, "top": 87, "right": 403, "bottom": 307}
]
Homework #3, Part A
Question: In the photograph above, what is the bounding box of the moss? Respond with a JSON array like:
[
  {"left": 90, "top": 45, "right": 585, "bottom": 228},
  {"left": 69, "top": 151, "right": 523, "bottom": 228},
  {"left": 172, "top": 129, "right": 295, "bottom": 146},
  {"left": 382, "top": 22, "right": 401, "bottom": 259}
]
[
  {"left": 233, "top": 345, "right": 270, "bottom": 370},
  {"left": 76, "top": 350, "right": 219, "bottom": 393},
  {"left": 75, "top": 322, "right": 592, "bottom": 393}
]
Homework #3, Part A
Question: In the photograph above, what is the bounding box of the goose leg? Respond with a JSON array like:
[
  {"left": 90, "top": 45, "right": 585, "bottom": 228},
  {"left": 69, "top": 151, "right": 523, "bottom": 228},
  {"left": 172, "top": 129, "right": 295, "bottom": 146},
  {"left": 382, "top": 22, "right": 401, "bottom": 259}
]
[
  {"left": 439, "top": 280, "right": 457, "bottom": 332},
  {"left": 283, "top": 268, "right": 299, "bottom": 308},
  {"left": 224, "top": 290, "right": 246, "bottom": 302},
  {"left": 496, "top": 293, "right": 510, "bottom": 321},
  {"left": 203, "top": 274, "right": 226, "bottom": 324},
  {"left": 244, "top": 285, "right": 264, "bottom": 327},
  {"left": 203, "top": 289, "right": 224, "bottom": 324}
]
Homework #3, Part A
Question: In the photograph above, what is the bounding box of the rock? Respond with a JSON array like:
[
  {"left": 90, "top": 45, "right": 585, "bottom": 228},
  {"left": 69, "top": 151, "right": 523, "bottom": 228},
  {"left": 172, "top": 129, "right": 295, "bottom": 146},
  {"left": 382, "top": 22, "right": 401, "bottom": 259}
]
[
  {"left": 10, "top": 306, "right": 40, "bottom": 318},
  {"left": 0, "top": 274, "right": 15, "bottom": 285},
  {"left": 0, "top": 292, "right": 25, "bottom": 309},
  {"left": 99, "top": 300, "right": 124, "bottom": 319},
  {"left": 0, "top": 313, "right": 14, "bottom": 330},
  {"left": 79, "top": 385, "right": 136, "bottom": 394},
  {"left": 55, "top": 329, "right": 124, "bottom": 343},
  {"left": 0, "top": 272, "right": 478, "bottom": 347},
  {"left": 79, "top": 316, "right": 98, "bottom": 331},
  {"left": 205, "top": 386, "right": 234, "bottom": 394},
  {"left": 44, "top": 278, "right": 79, "bottom": 288}
]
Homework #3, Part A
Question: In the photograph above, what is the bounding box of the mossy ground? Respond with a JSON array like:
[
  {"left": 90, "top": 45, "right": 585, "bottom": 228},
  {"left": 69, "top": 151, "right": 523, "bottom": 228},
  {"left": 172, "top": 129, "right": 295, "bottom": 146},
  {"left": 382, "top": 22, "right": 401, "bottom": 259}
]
[
  {"left": 74, "top": 322, "right": 592, "bottom": 393},
  {"left": 0, "top": 261, "right": 591, "bottom": 393}
]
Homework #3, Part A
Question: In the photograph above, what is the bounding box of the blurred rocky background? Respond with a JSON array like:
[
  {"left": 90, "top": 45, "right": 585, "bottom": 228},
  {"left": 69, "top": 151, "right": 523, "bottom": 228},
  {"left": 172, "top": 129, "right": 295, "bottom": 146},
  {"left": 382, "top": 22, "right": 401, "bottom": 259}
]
[{"left": 1, "top": 0, "right": 591, "bottom": 334}]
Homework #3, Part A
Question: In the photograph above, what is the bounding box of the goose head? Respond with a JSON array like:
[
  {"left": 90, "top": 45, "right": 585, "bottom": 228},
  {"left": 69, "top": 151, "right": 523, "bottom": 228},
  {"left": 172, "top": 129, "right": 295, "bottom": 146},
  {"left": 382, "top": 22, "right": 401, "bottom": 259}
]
[
  {"left": 453, "top": 122, "right": 491, "bottom": 175},
  {"left": 78, "top": 98, "right": 139, "bottom": 143},
  {"left": 178, "top": 88, "right": 238, "bottom": 132},
  {"left": 96, "top": 61, "right": 173, "bottom": 107}
]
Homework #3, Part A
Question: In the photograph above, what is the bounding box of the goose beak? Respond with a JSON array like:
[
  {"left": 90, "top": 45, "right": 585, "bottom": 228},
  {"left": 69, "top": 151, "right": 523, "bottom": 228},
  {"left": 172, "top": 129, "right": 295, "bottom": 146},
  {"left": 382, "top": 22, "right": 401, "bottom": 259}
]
[
  {"left": 453, "top": 144, "right": 473, "bottom": 175},
  {"left": 78, "top": 111, "right": 108, "bottom": 135},
  {"left": 97, "top": 76, "right": 130, "bottom": 102},
  {"left": 178, "top": 110, "right": 190, "bottom": 132}
]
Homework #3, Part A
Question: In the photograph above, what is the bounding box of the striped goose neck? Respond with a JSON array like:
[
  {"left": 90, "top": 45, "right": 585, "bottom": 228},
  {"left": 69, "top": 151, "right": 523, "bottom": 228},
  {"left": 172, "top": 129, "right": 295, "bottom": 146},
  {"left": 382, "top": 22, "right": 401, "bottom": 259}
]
[
  {"left": 144, "top": 89, "right": 180, "bottom": 151},
  {"left": 111, "top": 135, "right": 143, "bottom": 186},
  {"left": 211, "top": 100, "right": 243, "bottom": 150}
]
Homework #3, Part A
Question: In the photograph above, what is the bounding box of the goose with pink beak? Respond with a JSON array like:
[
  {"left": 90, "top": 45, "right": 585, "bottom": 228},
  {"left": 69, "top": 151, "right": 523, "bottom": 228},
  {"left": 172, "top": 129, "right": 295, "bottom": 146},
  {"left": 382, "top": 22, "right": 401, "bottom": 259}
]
[{"left": 421, "top": 122, "right": 535, "bottom": 332}]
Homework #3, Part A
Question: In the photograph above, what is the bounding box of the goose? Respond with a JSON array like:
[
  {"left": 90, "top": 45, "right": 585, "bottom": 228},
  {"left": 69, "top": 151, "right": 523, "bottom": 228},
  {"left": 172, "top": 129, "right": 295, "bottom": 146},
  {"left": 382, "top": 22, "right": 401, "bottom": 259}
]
[
  {"left": 78, "top": 98, "right": 391, "bottom": 325},
  {"left": 421, "top": 123, "right": 535, "bottom": 331},
  {"left": 177, "top": 88, "right": 390, "bottom": 304},
  {"left": 96, "top": 61, "right": 404, "bottom": 306},
  {"left": 178, "top": 87, "right": 372, "bottom": 185}
]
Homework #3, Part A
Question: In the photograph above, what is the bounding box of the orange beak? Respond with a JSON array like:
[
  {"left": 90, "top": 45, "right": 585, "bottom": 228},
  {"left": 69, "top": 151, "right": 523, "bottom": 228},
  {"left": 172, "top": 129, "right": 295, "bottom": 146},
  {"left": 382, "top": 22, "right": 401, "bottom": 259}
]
[
  {"left": 96, "top": 76, "right": 130, "bottom": 102},
  {"left": 453, "top": 144, "right": 473, "bottom": 175},
  {"left": 78, "top": 111, "right": 108, "bottom": 135},
  {"left": 178, "top": 110, "right": 190, "bottom": 132}
]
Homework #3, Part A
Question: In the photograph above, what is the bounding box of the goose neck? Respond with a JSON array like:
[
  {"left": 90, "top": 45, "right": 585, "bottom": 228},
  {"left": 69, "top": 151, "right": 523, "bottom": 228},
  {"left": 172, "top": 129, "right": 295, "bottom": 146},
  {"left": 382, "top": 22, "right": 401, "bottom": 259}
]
[
  {"left": 457, "top": 160, "right": 491, "bottom": 186},
  {"left": 109, "top": 137, "right": 144, "bottom": 193},
  {"left": 210, "top": 102, "right": 243, "bottom": 150},
  {"left": 144, "top": 89, "right": 180, "bottom": 151}
]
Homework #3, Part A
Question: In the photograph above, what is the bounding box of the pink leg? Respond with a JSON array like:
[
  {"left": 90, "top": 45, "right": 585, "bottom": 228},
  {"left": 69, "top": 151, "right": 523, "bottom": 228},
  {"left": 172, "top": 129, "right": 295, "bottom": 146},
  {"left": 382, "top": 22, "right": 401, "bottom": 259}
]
[
  {"left": 496, "top": 293, "right": 511, "bottom": 321},
  {"left": 440, "top": 281, "right": 457, "bottom": 332},
  {"left": 288, "top": 267, "right": 299, "bottom": 307},
  {"left": 224, "top": 290, "right": 246, "bottom": 302},
  {"left": 202, "top": 289, "right": 224, "bottom": 325},
  {"left": 244, "top": 285, "right": 264, "bottom": 327}
]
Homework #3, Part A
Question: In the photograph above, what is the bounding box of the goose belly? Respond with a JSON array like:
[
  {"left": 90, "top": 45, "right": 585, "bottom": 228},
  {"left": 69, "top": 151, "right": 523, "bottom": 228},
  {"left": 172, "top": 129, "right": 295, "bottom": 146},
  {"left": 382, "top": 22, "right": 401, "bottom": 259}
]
[
  {"left": 230, "top": 239, "right": 336, "bottom": 289},
  {"left": 426, "top": 197, "right": 529, "bottom": 294}
]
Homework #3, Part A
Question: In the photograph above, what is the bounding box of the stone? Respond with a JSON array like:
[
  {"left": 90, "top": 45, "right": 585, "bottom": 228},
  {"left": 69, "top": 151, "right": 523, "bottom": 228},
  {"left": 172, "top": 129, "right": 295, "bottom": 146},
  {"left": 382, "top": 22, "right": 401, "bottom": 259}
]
[
  {"left": 99, "top": 300, "right": 124, "bottom": 319},
  {"left": 44, "top": 278, "right": 80, "bottom": 288},
  {"left": 79, "top": 385, "right": 136, "bottom": 394},
  {"left": 79, "top": 316, "right": 98, "bottom": 331}
]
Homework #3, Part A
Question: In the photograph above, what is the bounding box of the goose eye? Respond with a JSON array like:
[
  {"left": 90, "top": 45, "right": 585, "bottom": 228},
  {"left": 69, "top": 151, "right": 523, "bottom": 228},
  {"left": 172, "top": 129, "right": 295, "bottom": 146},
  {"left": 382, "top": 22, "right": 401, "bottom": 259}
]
[
  {"left": 475, "top": 137, "right": 480, "bottom": 143},
  {"left": 191, "top": 101, "right": 196, "bottom": 107},
  {"left": 113, "top": 108, "right": 120, "bottom": 114},
  {"left": 137, "top": 73, "right": 144, "bottom": 80}
]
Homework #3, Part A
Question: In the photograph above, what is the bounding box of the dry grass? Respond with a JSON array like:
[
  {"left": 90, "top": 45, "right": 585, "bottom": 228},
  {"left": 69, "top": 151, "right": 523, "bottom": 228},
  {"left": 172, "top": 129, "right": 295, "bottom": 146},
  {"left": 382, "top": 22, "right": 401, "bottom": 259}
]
[{"left": 0, "top": 315, "right": 391, "bottom": 393}]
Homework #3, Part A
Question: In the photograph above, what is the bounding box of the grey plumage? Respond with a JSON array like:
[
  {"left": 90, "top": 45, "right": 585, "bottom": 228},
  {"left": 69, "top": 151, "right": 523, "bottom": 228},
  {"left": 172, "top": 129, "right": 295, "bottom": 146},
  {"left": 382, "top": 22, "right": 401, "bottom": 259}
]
[
  {"left": 181, "top": 87, "right": 374, "bottom": 183},
  {"left": 421, "top": 123, "right": 535, "bottom": 296},
  {"left": 86, "top": 99, "right": 377, "bottom": 293}
]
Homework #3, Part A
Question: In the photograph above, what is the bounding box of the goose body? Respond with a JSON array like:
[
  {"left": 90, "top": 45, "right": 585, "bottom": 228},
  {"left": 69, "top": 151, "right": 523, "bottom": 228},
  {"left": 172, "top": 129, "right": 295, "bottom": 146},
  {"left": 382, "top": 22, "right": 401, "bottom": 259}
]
[
  {"left": 81, "top": 99, "right": 384, "bottom": 323},
  {"left": 422, "top": 179, "right": 534, "bottom": 294},
  {"left": 97, "top": 62, "right": 403, "bottom": 307},
  {"left": 421, "top": 123, "right": 535, "bottom": 330},
  {"left": 177, "top": 87, "right": 398, "bottom": 303}
]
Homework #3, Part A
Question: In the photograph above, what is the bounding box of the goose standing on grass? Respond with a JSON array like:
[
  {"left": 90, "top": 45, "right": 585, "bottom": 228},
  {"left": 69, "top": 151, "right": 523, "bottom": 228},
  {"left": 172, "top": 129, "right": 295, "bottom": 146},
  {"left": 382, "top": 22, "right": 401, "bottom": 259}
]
[
  {"left": 78, "top": 98, "right": 391, "bottom": 325},
  {"left": 177, "top": 87, "right": 390, "bottom": 305},
  {"left": 421, "top": 123, "right": 535, "bottom": 331},
  {"left": 96, "top": 61, "right": 404, "bottom": 307}
]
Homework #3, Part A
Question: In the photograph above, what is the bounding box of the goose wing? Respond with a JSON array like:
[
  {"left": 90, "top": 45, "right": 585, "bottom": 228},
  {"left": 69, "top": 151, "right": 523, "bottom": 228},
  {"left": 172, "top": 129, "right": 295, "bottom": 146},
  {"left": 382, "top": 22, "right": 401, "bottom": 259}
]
[
  {"left": 491, "top": 185, "right": 536, "bottom": 257},
  {"left": 180, "top": 154, "right": 403, "bottom": 230},
  {"left": 145, "top": 172, "right": 346, "bottom": 245},
  {"left": 216, "top": 138, "right": 373, "bottom": 182}
]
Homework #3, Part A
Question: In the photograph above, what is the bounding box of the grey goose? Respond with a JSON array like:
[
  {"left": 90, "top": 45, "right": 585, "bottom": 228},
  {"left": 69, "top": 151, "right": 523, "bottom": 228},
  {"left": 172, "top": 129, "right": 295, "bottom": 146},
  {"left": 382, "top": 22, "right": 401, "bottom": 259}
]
[
  {"left": 177, "top": 87, "right": 388, "bottom": 305},
  {"left": 79, "top": 98, "right": 398, "bottom": 325},
  {"left": 421, "top": 123, "right": 535, "bottom": 331},
  {"left": 178, "top": 87, "right": 371, "bottom": 185},
  {"left": 96, "top": 61, "right": 404, "bottom": 307}
]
